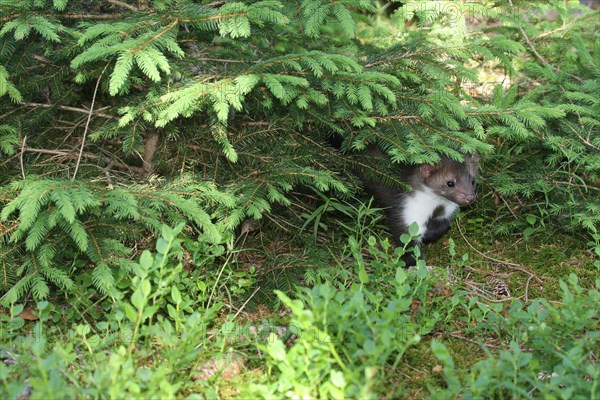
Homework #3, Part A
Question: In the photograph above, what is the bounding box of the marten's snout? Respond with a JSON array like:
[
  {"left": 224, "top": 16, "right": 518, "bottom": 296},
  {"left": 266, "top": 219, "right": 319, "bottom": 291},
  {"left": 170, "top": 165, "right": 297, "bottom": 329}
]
[{"left": 454, "top": 193, "right": 476, "bottom": 205}]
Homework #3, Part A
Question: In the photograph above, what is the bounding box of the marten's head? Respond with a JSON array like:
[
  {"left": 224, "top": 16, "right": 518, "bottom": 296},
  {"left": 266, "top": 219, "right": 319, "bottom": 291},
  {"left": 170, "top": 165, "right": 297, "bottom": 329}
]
[{"left": 420, "top": 154, "right": 479, "bottom": 206}]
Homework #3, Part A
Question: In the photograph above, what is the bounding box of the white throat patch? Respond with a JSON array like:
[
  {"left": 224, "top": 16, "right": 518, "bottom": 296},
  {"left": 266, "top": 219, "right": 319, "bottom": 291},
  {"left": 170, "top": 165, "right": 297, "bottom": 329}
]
[{"left": 400, "top": 187, "right": 459, "bottom": 240}]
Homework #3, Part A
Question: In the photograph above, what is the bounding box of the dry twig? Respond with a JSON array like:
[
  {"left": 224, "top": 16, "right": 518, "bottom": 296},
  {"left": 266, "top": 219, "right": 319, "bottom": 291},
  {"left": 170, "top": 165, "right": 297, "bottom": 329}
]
[
  {"left": 455, "top": 218, "right": 543, "bottom": 284},
  {"left": 72, "top": 63, "right": 109, "bottom": 180},
  {"left": 107, "top": 0, "right": 137, "bottom": 11},
  {"left": 19, "top": 136, "right": 27, "bottom": 179}
]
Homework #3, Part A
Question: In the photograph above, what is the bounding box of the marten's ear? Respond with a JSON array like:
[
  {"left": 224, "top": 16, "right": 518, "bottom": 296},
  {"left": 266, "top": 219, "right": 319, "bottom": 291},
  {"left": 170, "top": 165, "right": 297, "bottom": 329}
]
[
  {"left": 466, "top": 153, "right": 480, "bottom": 163},
  {"left": 421, "top": 164, "right": 433, "bottom": 178}
]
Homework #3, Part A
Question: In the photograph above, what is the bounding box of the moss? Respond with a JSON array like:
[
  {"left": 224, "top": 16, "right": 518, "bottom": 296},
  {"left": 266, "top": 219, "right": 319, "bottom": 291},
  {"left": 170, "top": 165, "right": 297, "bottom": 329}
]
[{"left": 380, "top": 336, "right": 487, "bottom": 397}]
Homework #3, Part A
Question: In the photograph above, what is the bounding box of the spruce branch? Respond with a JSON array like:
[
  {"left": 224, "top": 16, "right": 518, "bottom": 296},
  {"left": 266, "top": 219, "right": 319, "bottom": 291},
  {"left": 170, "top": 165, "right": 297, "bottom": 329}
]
[
  {"left": 506, "top": 0, "right": 583, "bottom": 83},
  {"left": 0, "top": 13, "right": 125, "bottom": 23},
  {"left": 180, "top": 12, "right": 250, "bottom": 24},
  {"left": 131, "top": 18, "right": 179, "bottom": 55},
  {"left": 535, "top": 12, "right": 598, "bottom": 39}
]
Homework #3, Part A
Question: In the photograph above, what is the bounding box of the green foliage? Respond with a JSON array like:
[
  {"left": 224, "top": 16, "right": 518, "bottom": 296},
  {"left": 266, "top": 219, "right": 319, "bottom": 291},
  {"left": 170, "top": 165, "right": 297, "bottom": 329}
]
[
  {"left": 1, "top": 1, "right": 599, "bottom": 397},
  {"left": 0, "top": 65, "right": 22, "bottom": 103},
  {"left": 1, "top": 224, "right": 251, "bottom": 398},
  {"left": 433, "top": 274, "right": 600, "bottom": 399},
  {"left": 300, "top": 191, "right": 383, "bottom": 243},
  {"left": 0, "top": 124, "right": 18, "bottom": 156},
  {"left": 244, "top": 230, "right": 600, "bottom": 399},
  {"left": 248, "top": 235, "right": 448, "bottom": 398},
  {"left": 1, "top": 0, "right": 596, "bottom": 255},
  {"left": 4, "top": 223, "right": 597, "bottom": 398},
  {"left": 481, "top": 1, "right": 600, "bottom": 240},
  {"left": 0, "top": 177, "right": 236, "bottom": 302}
]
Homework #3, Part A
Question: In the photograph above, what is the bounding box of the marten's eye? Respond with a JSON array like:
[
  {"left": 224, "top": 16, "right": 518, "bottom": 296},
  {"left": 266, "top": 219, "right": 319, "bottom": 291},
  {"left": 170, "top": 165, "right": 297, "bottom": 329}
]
[
  {"left": 471, "top": 179, "right": 476, "bottom": 185},
  {"left": 446, "top": 181, "right": 455, "bottom": 188}
]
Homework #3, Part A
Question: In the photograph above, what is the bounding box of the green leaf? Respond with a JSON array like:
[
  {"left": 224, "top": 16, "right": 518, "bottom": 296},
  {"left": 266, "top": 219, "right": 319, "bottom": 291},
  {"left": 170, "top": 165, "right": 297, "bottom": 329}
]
[
  {"left": 76, "top": 324, "right": 91, "bottom": 336},
  {"left": 171, "top": 285, "right": 182, "bottom": 304},
  {"left": 160, "top": 225, "right": 175, "bottom": 242},
  {"left": 11, "top": 304, "right": 25, "bottom": 317},
  {"left": 141, "top": 280, "right": 151, "bottom": 298},
  {"left": 408, "top": 222, "right": 420, "bottom": 237},
  {"left": 139, "top": 251, "right": 153, "bottom": 271},
  {"left": 156, "top": 238, "right": 169, "bottom": 254},
  {"left": 358, "top": 263, "right": 369, "bottom": 284},
  {"left": 330, "top": 370, "right": 346, "bottom": 388},
  {"left": 123, "top": 303, "right": 138, "bottom": 323},
  {"left": 266, "top": 336, "right": 287, "bottom": 360},
  {"left": 131, "top": 286, "right": 146, "bottom": 310},
  {"left": 431, "top": 340, "right": 455, "bottom": 368},
  {"left": 395, "top": 267, "right": 407, "bottom": 285}
]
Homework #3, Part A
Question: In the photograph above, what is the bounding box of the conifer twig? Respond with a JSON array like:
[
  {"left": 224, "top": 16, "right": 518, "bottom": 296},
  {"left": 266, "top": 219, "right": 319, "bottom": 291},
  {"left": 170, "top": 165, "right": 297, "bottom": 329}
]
[
  {"left": 506, "top": 0, "right": 549, "bottom": 67},
  {"left": 72, "top": 63, "right": 109, "bottom": 181},
  {"left": 1, "top": 13, "right": 124, "bottom": 22},
  {"left": 195, "top": 57, "right": 250, "bottom": 64}
]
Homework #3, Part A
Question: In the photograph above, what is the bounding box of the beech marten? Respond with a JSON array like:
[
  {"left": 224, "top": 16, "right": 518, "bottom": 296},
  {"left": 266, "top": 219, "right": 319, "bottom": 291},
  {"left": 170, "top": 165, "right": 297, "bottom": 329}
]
[{"left": 362, "top": 153, "right": 479, "bottom": 267}]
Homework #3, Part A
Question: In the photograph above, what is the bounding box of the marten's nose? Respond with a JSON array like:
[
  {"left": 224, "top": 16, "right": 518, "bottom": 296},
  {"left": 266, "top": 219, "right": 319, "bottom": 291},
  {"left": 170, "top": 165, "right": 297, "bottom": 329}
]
[{"left": 465, "top": 195, "right": 475, "bottom": 203}]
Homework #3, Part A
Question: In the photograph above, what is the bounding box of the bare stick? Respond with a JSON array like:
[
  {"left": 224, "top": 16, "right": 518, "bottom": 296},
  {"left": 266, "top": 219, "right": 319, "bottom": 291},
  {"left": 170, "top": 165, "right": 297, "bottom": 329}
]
[
  {"left": 19, "top": 135, "right": 27, "bottom": 179},
  {"left": 524, "top": 274, "right": 534, "bottom": 303},
  {"left": 72, "top": 64, "right": 109, "bottom": 181},
  {"left": 21, "top": 147, "right": 146, "bottom": 176},
  {"left": 232, "top": 286, "right": 261, "bottom": 321},
  {"left": 195, "top": 57, "right": 251, "bottom": 64},
  {"left": 24, "top": 147, "right": 98, "bottom": 158},
  {"left": 450, "top": 332, "right": 500, "bottom": 349},
  {"left": 107, "top": 0, "right": 138, "bottom": 11},
  {"left": 497, "top": 192, "right": 519, "bottom": 219},
  {"left": 23, "top": 102, "right": 115, "bottom": 120}
]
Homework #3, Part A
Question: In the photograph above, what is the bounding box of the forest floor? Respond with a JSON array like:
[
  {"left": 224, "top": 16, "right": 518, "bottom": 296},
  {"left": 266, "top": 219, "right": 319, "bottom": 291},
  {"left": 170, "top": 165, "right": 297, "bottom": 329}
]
[{"left": 210, "top": 192, "right": 598, "bottom": 398}]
